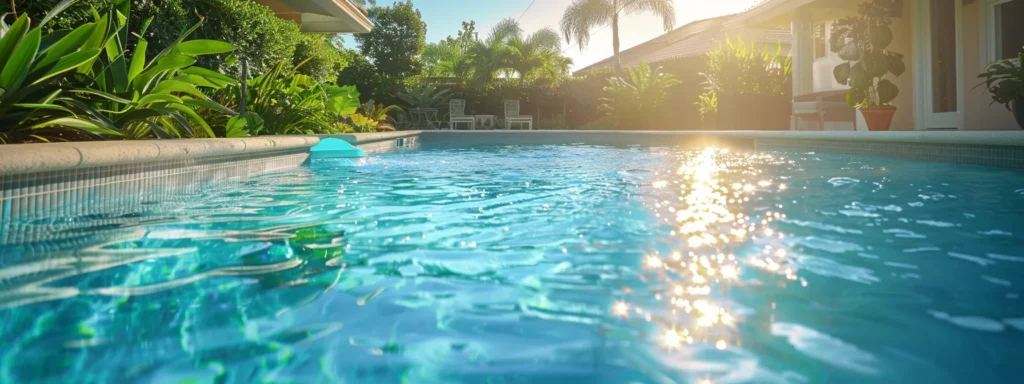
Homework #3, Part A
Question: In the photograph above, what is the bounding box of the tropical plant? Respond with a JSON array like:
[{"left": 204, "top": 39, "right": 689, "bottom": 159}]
[
  {"left": 397, "top": 84, "right": 451, "bottom": 109},
  {"left": 697, "top": 37, "right": 792, "bottom": 116},
  {"left": 217, "top": 60, "right": 360, "bottom": 136},
  {"left": 977, "top": 46, "right": 1024, "bottom": 108},
  {"left": 74, "top": 1, "right": 238, "bottom": 139},
  {"left": 830, "top": 0, "right": 906, "bottom": 107},
  {"left": 359, "top": 99, "right": 403, "bottom": 130},
  {"left": 0, "top": 0, "right": 111, "bottom": 143},
  {"left": 599, "top": 61, "right": 680, "bottom": 128},
  {"left": 560, "top": 0, "right": 675, "bottom": 72}
]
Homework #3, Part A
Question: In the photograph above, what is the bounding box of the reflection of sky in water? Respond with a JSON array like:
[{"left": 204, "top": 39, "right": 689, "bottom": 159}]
[{"left": 1, "top": 144, "right": 1024, "bottom": 383}]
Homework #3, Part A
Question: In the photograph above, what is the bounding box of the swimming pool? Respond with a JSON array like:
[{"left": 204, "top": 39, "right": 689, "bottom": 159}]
[{"left": 2, "top": 141, "right": 1023, "bottom": 383}]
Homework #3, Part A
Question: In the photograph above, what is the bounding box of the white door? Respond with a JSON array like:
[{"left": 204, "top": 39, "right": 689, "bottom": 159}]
[{"left": 914, "top": 0, "right": 964, "bottom": 130}]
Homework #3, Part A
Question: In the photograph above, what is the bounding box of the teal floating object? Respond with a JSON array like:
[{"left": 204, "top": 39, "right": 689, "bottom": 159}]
[{"left": 310, "top": 138, "right": 365, "bottom": 159}]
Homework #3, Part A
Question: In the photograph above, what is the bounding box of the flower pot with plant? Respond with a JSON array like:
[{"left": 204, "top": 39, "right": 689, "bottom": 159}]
[
  {"left": 830, "top": 0, "right": 906, "bottom": 131},
  {"left": 977, "top": 46, "right": 1024, "bottom": 129}
]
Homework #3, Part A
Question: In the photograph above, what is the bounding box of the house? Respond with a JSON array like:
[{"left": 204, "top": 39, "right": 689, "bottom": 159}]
[
  {"left": 256, "top": 0, "right": 373, "bottom": 33},
  {"left": 573, "top": 14, "right": 792, "bottom": 130},
  {"left": 574, "top": 14, "right": 791, "bottom": 75},
  {"left": 728, "top": 0, "right": 1023, "bottom": 130}
]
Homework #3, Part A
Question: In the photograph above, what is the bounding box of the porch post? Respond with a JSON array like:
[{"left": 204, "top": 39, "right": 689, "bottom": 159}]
[{"left": 791, "top": 8, "right": 814, "bottom": 97}]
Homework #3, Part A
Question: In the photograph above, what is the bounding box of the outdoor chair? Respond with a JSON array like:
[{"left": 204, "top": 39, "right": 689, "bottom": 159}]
[
  {"left": 449, "top": 99, "right": 476, "bottom": 130},
  {"left": 503, "top": 100, "right": 533, "bottom": 130},
  {"left": 792, "top": 90, "right": 856, "bottom": 130}
]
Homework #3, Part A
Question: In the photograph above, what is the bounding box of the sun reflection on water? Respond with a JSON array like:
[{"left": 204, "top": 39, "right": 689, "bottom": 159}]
[{"left": 613, "top": 147, "right": 805, "bottom": 376}]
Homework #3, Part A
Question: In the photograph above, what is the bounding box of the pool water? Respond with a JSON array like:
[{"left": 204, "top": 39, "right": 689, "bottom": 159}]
[{"left": 2, "top": 143, "right": 1024, "bottom": 383}]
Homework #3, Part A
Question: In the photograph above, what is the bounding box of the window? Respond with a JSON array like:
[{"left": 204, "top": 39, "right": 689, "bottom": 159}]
[
  {"left": 813, "top": 23, "right": 827, "bottom": 59},
  {"left": 989, "top": 0, "right": 1024, "bottom": 60}
]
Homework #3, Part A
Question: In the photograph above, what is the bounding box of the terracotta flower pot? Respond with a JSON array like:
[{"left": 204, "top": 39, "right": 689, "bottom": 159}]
[
  {"left": 859, "top": 105, "right": 897, "bottom": 131},
  {"left": 1012, "top": 98, "right": 1024, "bottom": 129}
]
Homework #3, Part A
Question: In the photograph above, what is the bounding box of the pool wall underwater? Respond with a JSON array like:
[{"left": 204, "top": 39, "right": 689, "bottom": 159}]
[{"left": 2, "top": 130, "right": 1024, "bottom": 246}]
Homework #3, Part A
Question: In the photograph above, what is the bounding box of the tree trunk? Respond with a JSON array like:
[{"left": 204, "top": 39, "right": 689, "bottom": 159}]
[{"left": 612, "top": 12, "right": 621, "bottom": 74}]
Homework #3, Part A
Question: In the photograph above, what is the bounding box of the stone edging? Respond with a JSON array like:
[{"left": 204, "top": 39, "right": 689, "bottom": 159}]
[
  {"left": 0, "top": 136, "right": 320, "bottom": 176},
  {"left": 311, "top": 131, "right": 422, "bottom": 146}
]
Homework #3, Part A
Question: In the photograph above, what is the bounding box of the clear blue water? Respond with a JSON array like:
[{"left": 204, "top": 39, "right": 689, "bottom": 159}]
[{"left": 2, "top": 143, "right": 1024, "bottom": 383}]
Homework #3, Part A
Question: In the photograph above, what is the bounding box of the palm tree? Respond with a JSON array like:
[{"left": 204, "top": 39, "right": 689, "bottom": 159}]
[{"left": 560, "top": 0, "right": 676, "bottom": 72}]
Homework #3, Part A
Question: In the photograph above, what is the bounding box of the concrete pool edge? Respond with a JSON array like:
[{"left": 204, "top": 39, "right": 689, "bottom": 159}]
[{"left": 0, "top": 136, "right": 320, "bottom": 176}]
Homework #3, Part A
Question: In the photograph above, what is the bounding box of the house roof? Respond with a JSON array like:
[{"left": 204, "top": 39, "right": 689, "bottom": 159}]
[
  {"left": 256, "top": 0, "right": 373, "bottom": 33},
  {"left": 574, "top": 13, "right": 791, "bottom": 75}
]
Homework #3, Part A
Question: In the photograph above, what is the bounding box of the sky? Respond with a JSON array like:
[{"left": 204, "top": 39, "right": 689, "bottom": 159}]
[{"left": 367, "top": 0, "right": 764, "bottom": 71}]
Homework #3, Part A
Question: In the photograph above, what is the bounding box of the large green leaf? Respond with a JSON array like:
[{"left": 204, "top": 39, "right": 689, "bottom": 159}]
[
  {"left": 226, "top": 112, "right": 262, "bottom": 137},
  {"left": 34, "top": 22, "right": 96, "bottom": 72},
  {"left": 128, "top": 38, "right": 148, "bottom": 81},
  {"left": 869, "top": 26, "right": 893, "bottom": 50},
  {"left": 0, "top": 28, "right": 42, "bottom": 95},
  {"left": 862, "top": 51, "right": 889, "bottom": 78},
  {"left": 30, "top": 48, "right": 102, "bottom": 85},
  {"left": 888, "top": 52, "right": 906, "bottom": 77},
  {"left": 180, "top": 66, "right": 236, "bottom": 87},
  {"left": 848, "top": 62, "right": 869, "bottom": 89},
  {"left": 134, "top": 54, "right": 197, "bottom": 93},
  {"left": 833, "top": 62, "right": 851, "bottom": 85},
  {"left": 182, "top": 97, "right": 234, "bottom": 114},
  {"left": 152, "top": 79, "right": 207, "bottom": 98},
  {"left": 838, "top": 42, "right": 861, "bottom": 61},
  {"left": 876, "top": 79, "right": 899, "bottom": 105},
  {"left": 0, "top": 15, "right": 31, "bottom": 65},
  {"left": 136, "top": 93, "right": 183, "bottom": 106},
  {"left": 175, "top": 40, "right": 236, "bottom": 56}
]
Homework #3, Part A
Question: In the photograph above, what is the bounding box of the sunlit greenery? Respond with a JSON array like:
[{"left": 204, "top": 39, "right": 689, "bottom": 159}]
[
  {"left": 599, "top": 62, "right": 680, "bottom": 128},
  {"left": 697, "top": 37, "right": 792, "bottom": 116}
]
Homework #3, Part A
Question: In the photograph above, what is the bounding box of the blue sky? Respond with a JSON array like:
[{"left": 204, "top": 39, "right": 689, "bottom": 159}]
[{"left": 367, "top": 0, "right": 764, "bottom": 71}]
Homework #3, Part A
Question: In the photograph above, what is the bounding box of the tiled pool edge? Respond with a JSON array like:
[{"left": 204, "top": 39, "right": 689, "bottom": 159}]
[{"left": 0, "top": 137, "right": 318, "bottom": 238}]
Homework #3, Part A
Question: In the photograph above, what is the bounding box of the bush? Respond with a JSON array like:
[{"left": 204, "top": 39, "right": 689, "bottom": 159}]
[
  {"left": 5, "top": 0, "right": 346, "bottom": 82},
  {"left": 599, "top": 62, "right": 681, "bottom": 129},
  {"left": 698, "top": 37, "right": 791, "bottom": 116}
]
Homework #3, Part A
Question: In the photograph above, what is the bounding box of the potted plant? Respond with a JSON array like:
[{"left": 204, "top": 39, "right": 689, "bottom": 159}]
[
  {"left": 977, "top": 46, "right": 1024, "bottom": 129},
  {"left": 830, "top": 0, "right": 906, "bottom": 131}
]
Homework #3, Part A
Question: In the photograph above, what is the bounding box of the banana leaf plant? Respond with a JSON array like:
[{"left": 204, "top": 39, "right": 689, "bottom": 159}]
[
  {"left": 0, "top": 0, "right": 114, "bottom": 143},
  {"left": 71, "top": 0, "right": 237, "bottom": 139}
]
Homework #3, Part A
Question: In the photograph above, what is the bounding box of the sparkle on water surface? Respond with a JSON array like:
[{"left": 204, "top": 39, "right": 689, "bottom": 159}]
[{"left": 1, "top": 143, "right": 1023, "bottom": 383}]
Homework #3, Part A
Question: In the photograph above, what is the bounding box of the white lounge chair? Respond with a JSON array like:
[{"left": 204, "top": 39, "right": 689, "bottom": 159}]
[
  {"left": 448, "top": 99, "right": 475, "bottom": 130},
  {"left": 503, "top": 100, "right": 533, "bottom": 130}
]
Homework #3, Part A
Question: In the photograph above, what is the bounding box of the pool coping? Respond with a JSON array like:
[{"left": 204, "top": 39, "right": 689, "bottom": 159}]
[
  {"left": 3, "top": 130, "right": 1024, "bottom": 176},
  {"left": 0, "top": 136, "right": 320, "bottom": 176}
]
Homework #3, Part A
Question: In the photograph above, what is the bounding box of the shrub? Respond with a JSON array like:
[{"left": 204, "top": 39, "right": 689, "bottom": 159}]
[
  {"left": 698, "top": 37, "right": 791, "bottom": 115},
  {"left": 599, "top": 62, "right": 681, "bottom": 129}
]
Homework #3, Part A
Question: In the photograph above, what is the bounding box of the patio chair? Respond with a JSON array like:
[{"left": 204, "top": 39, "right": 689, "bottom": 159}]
[
  {"left": 792, "top": 90, "right": 855, "bottom": 130},
  {"left": 503, "top": 100, "right": 533, "bottom": 130},
  {"left": 448, "top": 99, "right": 475, "bottom": 130}
]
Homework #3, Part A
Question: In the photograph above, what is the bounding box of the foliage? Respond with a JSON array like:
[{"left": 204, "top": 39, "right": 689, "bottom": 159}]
[
  {"left": 361, "top": 100, "right": 403, "bottom": 126},
  {"left": 830, "top": 0, "right": 905, "bottom": 107},
  {"left": 7, "top": 0, "right": 346, "bottom": 83},
  {"left": 0, "top": 0, "right": 111, "bottom": 142},
  {"left": 292, "top": 34, "right": 348, "bottom": 84},
  {"left": 218, "top": 60, "right": 359, "bottom": 136},
  {"left": 354, "top": 0, "right": 426, "bottom": 83},
  {"left": 0, "top": 0, "right": 237, "bottom": 143},
  {"left": 79, "top": 1, "right": 237, "bottom": 139},
  {"left": 598, "top": 62, "right": 680, "bottom": 128},
  {"left": 560, "top": 0, "right": 675, "bottom": 71},
  {"left": 697, "top": 37, "right": 791, "bottom": 116},
  {"left": 397, "top": 84, "right": 451, "bottom": 109},
  {"left": 977, "top": 46, "right": 1024, "bottom": 109}
]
